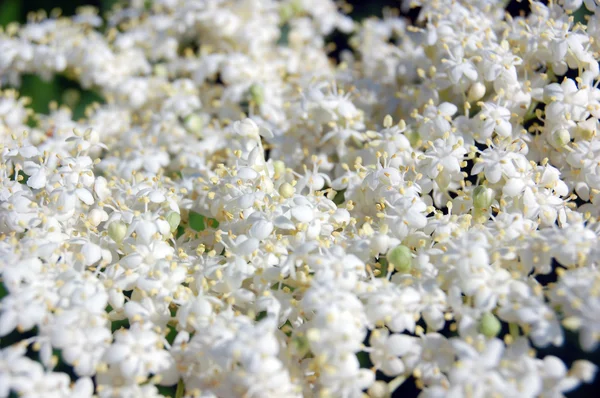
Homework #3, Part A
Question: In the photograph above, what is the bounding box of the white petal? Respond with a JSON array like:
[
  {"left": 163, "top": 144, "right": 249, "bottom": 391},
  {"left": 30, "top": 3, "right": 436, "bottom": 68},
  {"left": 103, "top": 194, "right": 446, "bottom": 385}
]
[
  {"left": 543, "top": 356, "right": 567, "bottom": 379},
  {"left": 250, "top": 220, "right": 273, "bottom": 240},
  {"left": 237, "top": 167, "right": 259, "bottom": 180},
  {"left": 104, "top": 345, "right": 129, "bottom": 364},
  {"left": 71, "top": 378, "right": 94, "bottom": 397},
  {"left": 27, "top": 168, "right": 47, "bottom": 189},
  {"left": 149, "top": 191, "right": 166, "bottom": 203},
  {"left": 387, "top": 334, "right": 416, "bottom": 357},
  {"left": 503, "top": 178, "right": 525, "bottom": 197},
  {"left": 235, "top": 237, "right": 259, "bottom": 256},
  {"left": 0, "top": 311, "right": 17, "bottom": 337},
  {"left": 19, "top": 145, "right": 39, "bottom": 158},
  {"left": 291, "top": 205, "right": 313, "bottom": 222},
  {"left": 81, "top": 242, "right": 102, "bottom": 265},
  {"left": 136, "top": 220, "right": 157, "bottom": 244},
  {"left": 76, "top": 188, "right": 95, "bottom": 205},
  {"left": 273, "top": 215, "right": 295, "bottom": 230},
  {"left": 485, "top": 165, "right": 502, "bottom": 184},
  {"left": 238, "top": 194, "right": 255, "bottom": 209},
  {"left": 120, "top": 253, "right": 143, "bottom": 269}
]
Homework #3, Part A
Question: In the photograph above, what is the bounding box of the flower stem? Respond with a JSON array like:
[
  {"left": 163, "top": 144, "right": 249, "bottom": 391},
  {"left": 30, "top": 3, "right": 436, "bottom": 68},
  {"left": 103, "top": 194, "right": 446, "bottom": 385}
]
[
  {"left": 509, "top": 322, "right": 520, "bottom": 340},
  {"left": 175, "top": 379, "right": 185, "bottom": 398}
]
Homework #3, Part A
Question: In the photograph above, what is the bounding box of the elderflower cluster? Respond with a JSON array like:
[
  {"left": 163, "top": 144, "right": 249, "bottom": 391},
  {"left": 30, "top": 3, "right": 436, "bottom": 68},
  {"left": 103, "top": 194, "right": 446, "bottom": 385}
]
[{"left": 1, "top": 0, "right": 600, "bottom": 397}]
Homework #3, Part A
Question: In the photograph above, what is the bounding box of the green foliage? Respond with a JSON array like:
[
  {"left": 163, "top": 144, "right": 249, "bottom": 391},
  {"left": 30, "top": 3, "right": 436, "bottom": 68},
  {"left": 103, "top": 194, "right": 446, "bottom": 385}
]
[{"left": 188, "top": 211, "right": 219, "bottom": 231}]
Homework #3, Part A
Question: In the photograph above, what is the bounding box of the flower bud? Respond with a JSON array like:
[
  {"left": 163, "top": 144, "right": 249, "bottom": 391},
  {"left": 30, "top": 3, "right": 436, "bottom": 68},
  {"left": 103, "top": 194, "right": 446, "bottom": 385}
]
[
  {"left": 467, "top": 82, "right": 486, "bottom": 102},
  {"left": 153, "top": 63, "right": 169, "bottom": 78},
  {"left": 367, "top": 381, "right": 390, "bottom": 398},
  {"left": 479, "top": 312, "right": 501, "bottom": 338},
  {"left": 571, "top": 360, "right": 597, "bottom": 383},
  {"left": 249, "top": 83, "right": 264, "bottom": 106},
  {"left": 388, "top": 245, "right": 412, "bottom": 273},
  {"left": 273, "top": 160, "right": 286, "bottom": 178},
  {"left": 279, "top": 182, "right": 295, "bottom": 198},
  {"left": 166, "top": 211, "right": 181, "bottom": 233},
  {"left": 184, "top": 114, "right": 204, "bottom": 135},
  {"left": 550, "top": 128, "right": 570, "bottom": 148},
  {"left": 108, "top": 221, "right": 127, "bottom": 243},
  {"left": 473, "top": 185, "right": 494, "bottom": 210},
  {"left": 383, "top": 114, "right": 393, "bottom": 128}
]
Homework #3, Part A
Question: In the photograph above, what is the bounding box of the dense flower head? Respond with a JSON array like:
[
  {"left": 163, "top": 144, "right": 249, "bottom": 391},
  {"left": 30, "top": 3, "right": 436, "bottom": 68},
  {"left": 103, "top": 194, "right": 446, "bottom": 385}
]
[{"left": 0, "top": 0, "right": 599, "bottom": 397}]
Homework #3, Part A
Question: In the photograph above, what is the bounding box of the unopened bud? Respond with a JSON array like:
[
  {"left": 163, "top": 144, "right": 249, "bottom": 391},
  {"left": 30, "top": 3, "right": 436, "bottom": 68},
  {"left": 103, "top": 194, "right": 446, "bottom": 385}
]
[
  {"left": 367, "top": 381, "right": 390, "bottom": 398},
  {"left": 473, "top": 185, "right": 494, "bottom": 209},
  {"left": 383, "top": 114, "right": 393, "bottom": 128},
  {"left": 166, "top": 212, "right": 181, "bottom": 233},
  {"left": 467, "top": 82, "right": 486, "bottom": 102},
  {"left": 108, "top": 221, "right": 127, "bottom": 243},
  {"left": 479, "top": 312, "right": 501, "bottom": 338},
  {"left": 273, "top": 160, "right": 286, "bottom": 178},
  {"left": 249, "top": 84, "right": 264, "bottom": 106},
  {"left": 550, "top": 129, "right": 570, "bottom": 148},
  {"left": 388, "top": 245, "right": 412, "bottom": 273},
  {"left": 279, "top": 182, "right": 295, "bottom": 198},
  {"left": 184, "top": 114, "right": 204, "bottom": 135}
]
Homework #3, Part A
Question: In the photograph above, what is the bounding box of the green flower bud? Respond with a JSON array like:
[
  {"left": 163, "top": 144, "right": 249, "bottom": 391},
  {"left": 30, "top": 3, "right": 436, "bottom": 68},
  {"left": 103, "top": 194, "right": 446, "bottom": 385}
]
[
  {"left": 184, "top": 114, "right": 204, "bottom": 136},
  {"left": 153, "top": 63, "right": 169, "bottom": 78},
  {"left": 473, "top": 186, "right": 494, "bottom": 210},
  {"left": 550, "top": 128, "right": 570, "bottom": 148},
  {"left": 166, "top": 211, "right": 181, "bottom": 233},
  {"left": 279, "top": 182, "right": 295, "bottom": 198},
  {"left": 388, "top": 245, "right": 412, "bottom": 273},
  {"left": 273, "top": 160, "right": 286, "bottom": 178},
  {"left": 479, "top": 312, "right": 501, "bottom": 338},
  {"left": 249, "top": 83, "right": 264, "bottom": 107},
  {"left": 108, "top": 221, "right": 127, "bottom": 243}
]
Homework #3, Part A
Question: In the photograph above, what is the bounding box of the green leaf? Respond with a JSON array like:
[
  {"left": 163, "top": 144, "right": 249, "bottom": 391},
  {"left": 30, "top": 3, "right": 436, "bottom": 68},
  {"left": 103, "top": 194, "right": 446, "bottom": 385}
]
[
  {"left": 573, "top": 6, "right": 592, "bottom": 26},
  {"left": 188, "top": 211, "right": 206, "bottom": 231},
  {"left": 166, "top": 325, "right": 178, "bottom": 345},
  {"left": 188, "top": 212, "right": 219, "bottom": 231},
  {"left": 333, "top": 189, "right": 346, "bottom": 205},
  {"left": 356, "top": 351, "right": 372, "bottom": 368},
  {"left": 0, "top": 0, "right": 20, "bottom": 28},
  {"left": 0, "top": 281, "right": 7, "bottom": 300},
  {"left": 110, "top": 318, "right": 130, "bottom": 333},
  {"left": 157, "top": 385, "right": 177, "bottom": 398}
]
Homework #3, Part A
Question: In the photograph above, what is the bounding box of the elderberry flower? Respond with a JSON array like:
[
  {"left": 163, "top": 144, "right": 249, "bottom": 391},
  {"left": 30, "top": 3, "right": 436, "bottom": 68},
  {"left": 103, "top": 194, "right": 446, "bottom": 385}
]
[{"left": 0, "top": 0, "right": 599, "bottom": 396}]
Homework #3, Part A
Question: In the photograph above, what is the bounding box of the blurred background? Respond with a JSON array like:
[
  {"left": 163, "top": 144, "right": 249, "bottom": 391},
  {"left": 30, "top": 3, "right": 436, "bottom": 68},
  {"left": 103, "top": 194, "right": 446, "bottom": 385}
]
[{"left": 0, "top": 0, "right": 406, "bottom": 120}]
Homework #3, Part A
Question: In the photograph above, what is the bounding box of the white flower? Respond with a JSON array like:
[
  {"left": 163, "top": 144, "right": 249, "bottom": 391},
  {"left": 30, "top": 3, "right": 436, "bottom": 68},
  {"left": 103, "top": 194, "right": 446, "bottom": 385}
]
[
  {"left": 1, "top": 0, "right": 599, "bottom": 396},
  {"left": 104, "top": 323, "right": 177, "bottom": 383}
]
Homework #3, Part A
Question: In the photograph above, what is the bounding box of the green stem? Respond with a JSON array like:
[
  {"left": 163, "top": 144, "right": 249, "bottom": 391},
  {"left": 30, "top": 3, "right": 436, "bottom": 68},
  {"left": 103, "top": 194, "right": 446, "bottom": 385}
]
[
  {"left": 175, "top": 379, "right": 185, "bottom": 398},
  {"left": 509, "top": 322, "right": 520, "bottom": 340}
]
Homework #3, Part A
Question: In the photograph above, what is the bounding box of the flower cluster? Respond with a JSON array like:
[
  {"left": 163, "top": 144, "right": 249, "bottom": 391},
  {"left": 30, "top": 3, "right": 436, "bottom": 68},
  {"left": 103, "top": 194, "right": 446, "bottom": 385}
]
[{"left": 1, "top": 0, "right": 599, "bottom": 397}]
